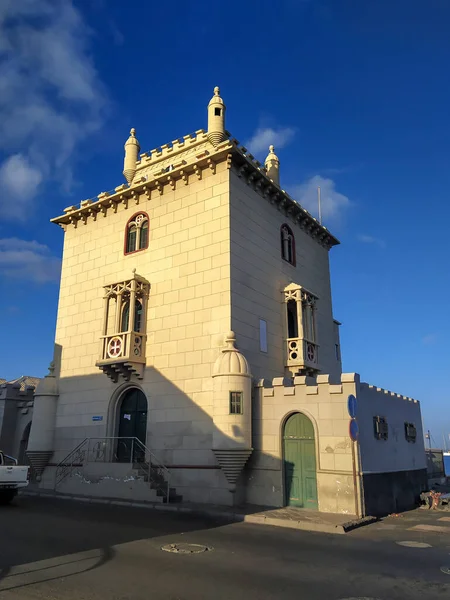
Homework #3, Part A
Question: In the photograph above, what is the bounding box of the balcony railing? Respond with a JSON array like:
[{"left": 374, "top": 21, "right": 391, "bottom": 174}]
[
  {"left": 286, "top": 337, "right": 319, "bottom": 371},
  {"left": 96, "top": 331, "right": 146, "bottom": 381},
  {"left": 98, "top": 331, "right": 146, "bottom": 364}
]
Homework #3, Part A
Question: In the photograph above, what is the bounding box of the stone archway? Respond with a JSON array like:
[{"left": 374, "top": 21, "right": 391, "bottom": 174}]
[{"left": 283, "top": 412, "right": 318, "bottom": 510}]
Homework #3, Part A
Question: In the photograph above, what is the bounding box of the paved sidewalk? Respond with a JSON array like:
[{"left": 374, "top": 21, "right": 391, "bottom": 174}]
[{"left": 19, "top": 487, "right": 375, "bottom": 534}]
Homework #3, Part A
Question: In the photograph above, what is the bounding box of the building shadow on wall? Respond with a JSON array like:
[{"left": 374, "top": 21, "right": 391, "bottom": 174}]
[{"left": 4, "top": 349, "right": 292, "bottom": 589}]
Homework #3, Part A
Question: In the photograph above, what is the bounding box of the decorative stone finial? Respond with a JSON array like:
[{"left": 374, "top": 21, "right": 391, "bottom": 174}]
[
  {"left": 207, "top": 86, "right": 226, "bottom": 147},
  {"left": 123, "top": 127, "right": 141, "bottom": 184},
  {"left": 132, "top": 268, "right": 136, "bottom": 275},
  {"left": 224, "top": 331, "right": 237, "bottom": 349},
  {"left": 213, "top": 331, "right": 251, "bottom": 377},
  {"left": 48, "top": 361, "right": 55, "bottom": 377},
  {"left": 265, "top": 144, "right": 280, "bottom": 186}
]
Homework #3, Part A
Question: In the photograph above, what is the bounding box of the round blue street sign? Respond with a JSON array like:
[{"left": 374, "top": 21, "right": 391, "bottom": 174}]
[
  {"left": 347, "top": 394, "right": 357, "bottom": 418},
  {"left": 349, "top": 419, "right": 359, "bottom": 441}
]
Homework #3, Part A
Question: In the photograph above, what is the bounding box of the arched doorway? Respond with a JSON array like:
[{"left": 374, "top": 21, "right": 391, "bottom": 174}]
[
  {"left": 117, "top": 388, "right": 148, "bottom": 462},
  {"left": 18, "top": 422, "right": 32, "bottom": 465},
  {"left": 283, "top": 413, "right": 318, "bottom": 509}
]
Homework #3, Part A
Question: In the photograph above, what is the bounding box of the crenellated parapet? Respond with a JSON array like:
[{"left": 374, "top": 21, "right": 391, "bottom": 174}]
[
  {"left": 254, "top": 372, "right": 358, "bottom": 398},
  {"left": 0, "top": 382, "right": 36, "bottom": 403},
  {"left": 362, "top": 383, "right": 419, "bottom": 404},
  {"left": 51, "top": 136, "right": 232, "bottom": 230},
  {"left": 51, "top": 129, "right": 339, "bottom": 250},
  {"left": 254, "top": 373, "right": 419, "bottom": 404}
]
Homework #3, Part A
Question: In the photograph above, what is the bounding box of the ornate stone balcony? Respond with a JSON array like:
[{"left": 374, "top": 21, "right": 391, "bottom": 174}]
[
  {"left": 286, "top": 337, "right": 319, "bottom": 374},
  {"left": 96, "top": 331, "right": 146, "bottom": 382}
]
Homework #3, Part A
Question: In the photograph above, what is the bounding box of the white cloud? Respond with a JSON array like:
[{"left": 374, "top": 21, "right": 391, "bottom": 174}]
[
  {"left": 290, "top": 175, "right": 350, "bottom": 223},
  {"left": 0, "top": 1, "right": 106, "bottom": 219},
  {"left": 0, "top": 155, "right": 43, "bottom": 218},
  {"left": 357, "top": 234, "right": 386, "bottom": 248},
  {"left": 0, "top": 238, "right": 61, "bottom": 284},
  {"left": 245, "top": 127, "right": 296, "bottom": 155}
]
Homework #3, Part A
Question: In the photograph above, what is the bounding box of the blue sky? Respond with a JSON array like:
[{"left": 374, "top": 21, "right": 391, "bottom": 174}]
[{"left": 0, "top": 0, "right": 449, "bottom": 445}]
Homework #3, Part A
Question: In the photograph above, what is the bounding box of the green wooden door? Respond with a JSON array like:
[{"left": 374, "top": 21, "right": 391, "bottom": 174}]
[
  {"left": 283, "top": 413, "right": 318, "bottom": 509},
  {"left": 117, "top": 389, "right": 148, "bottom": 463}
]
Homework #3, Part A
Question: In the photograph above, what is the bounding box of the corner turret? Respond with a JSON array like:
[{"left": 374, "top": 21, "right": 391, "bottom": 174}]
[
  {"left": 264, "top": 145, "right": 280, "bottom": 186},
  {"left": 207, "top": 86, "right": 226, "bottom": 147},
  {"left": 123, "top": 128, "right": 140, "bottom": 185}
]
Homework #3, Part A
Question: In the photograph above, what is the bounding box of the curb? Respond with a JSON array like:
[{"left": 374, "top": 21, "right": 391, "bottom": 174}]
[{"left": 18, "top": 490, "right": 376, "bottom": 535}]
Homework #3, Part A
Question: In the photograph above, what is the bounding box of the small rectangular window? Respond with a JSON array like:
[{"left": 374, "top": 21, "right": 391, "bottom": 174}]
[
  {"left": 373, "top": 416, "right": 388, "bottom": 440},
  {"left": 259, "top": 319, "right": 268, "bottom": 352},
  {"left": 214, "top": 107, "right": 221, "bottom": 116},
  {"left": 229, "top": 391, "right": 243, "bottom": 415},
  {"left": 404, "top": 422, "right": 417, "bottom": 443}
]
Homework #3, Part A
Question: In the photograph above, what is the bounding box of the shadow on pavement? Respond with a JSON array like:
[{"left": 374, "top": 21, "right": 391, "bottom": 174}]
[{"left": 0, "top": 495, "right": 224, "bottom": 591}]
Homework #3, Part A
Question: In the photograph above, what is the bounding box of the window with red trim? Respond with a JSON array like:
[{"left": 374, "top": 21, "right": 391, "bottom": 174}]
[
  {"left": 125, "top": 213, "right": 149, "bottom": 255},
  {"left": 280, "top": 224, "right": 296, "bottom": 266}
]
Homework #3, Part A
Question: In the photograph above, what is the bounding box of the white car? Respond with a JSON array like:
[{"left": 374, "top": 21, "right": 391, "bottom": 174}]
[{"left": 0, "top": 452, "right": 29, "bottom": 505}]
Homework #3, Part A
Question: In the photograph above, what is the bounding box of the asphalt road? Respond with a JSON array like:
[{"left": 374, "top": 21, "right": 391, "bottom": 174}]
[{"left": 0, "top": 497, "right": 449, "bottom": 600}]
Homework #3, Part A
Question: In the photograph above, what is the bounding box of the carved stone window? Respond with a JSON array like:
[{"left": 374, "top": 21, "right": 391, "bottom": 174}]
[
  {"left": 125, "top": 212, "right": 149, "bottom": 255},
  {"left": 96, "top": 271, "right": 150, "bottom": 382},
  {"left": 283, "top": 283, "right": 319, "bottom": 374},
  {"left": 281, "top": 224, "right": 296, "bottom": 266}
]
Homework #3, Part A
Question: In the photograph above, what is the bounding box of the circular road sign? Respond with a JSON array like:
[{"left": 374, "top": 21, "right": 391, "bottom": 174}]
[
  {"left": 347, "top": 394, "right": 357, "bottom": 418},
  {"left": 349, "top": 419, "right": 359, "bottom": 441}
]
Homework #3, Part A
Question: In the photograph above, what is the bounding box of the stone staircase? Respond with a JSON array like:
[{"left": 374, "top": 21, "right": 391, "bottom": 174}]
[{"left": 55, "top": 437, "right": 181, "bottom": 504}]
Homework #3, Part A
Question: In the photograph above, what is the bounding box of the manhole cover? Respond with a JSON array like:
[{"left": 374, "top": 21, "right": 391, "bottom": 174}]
[
  {"left": 396, "top": 541, "right": 432, "bottom": 548},
  {"left": 441, "top": 566, "right": 450, "bottom": 575},
  {"left": 161, "top": 543, "right": 212, "bottom": 554}
]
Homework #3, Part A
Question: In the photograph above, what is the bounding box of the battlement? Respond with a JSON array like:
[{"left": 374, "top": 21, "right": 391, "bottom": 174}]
[
  {"left": 0, "top": 382, "right": 36, "bottom": 402},
  {"left": 362, "top": 383, "right": 418, "bottom": 404},
  {"left": 139, "top": 130, "right": 208, "bottom": 163},
  {"left": 51, "top": 129, "right": 339, "bottom": 250},
  {"left": 51, "top": 139, "right": 233, "bottom": 228},
  {"left": 254, "top": 373, "right": 419, "bottom": 404}
]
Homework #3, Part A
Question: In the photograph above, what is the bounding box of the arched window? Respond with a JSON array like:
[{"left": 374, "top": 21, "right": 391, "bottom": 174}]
[
  {"left": 281, "top": 224, "right": 296, "bottom": 266},
  {"left": 125, "top": 212, "right": 149, "bottom": 255},
  {"left": 121, "top": 299, "right": 143, "bottom": 332}
]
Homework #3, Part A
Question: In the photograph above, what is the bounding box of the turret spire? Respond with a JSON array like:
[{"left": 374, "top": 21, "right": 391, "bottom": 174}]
[
  {"left": 123, "top": 128, "right": 140, "bottom": 185},
  {"left": 264, "top": 145, "right": 280, "bottom": 186},
  {"left": 207, "top": 86, "right": 226, "bottom": 147}
]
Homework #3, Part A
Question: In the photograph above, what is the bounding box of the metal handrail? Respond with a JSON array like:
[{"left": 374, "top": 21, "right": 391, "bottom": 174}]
[
  {"left": 55, "top": 438, "right": 89, "bottom": 487},
  {"left": 54, "top": 437, "right": 170, "bottom": 501}
]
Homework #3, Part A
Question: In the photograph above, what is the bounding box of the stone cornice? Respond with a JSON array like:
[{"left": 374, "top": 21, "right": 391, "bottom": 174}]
[
  {"left": 227, "top": 139, "right": 339, "bottom": 250},
  {"left": 51, "top": 131, "right": 339, "bottom": 249},
  {"left": 50, "top": 137, "right": 231, "bottom": 229}
]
